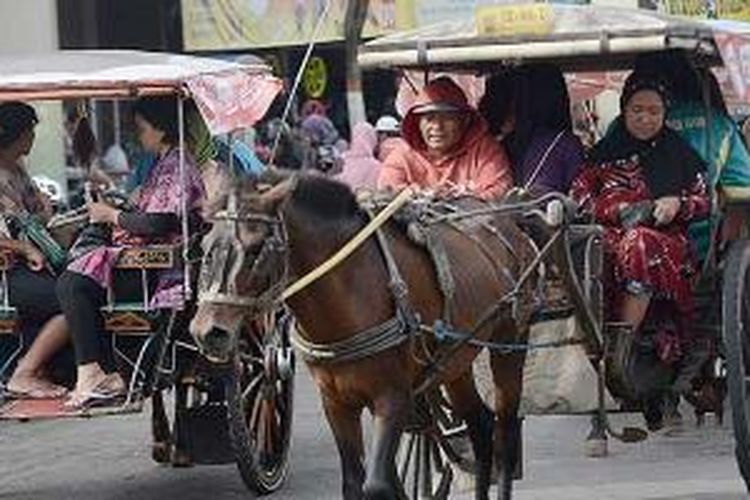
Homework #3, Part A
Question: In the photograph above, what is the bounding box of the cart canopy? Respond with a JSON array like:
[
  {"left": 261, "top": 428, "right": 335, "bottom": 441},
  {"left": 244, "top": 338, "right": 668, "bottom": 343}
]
[
  {"left": 359, "top": 4, "right": 722, "bottom": 73},
  {"left": 0, "top": 50, "right": 283, "bottom": 134}
]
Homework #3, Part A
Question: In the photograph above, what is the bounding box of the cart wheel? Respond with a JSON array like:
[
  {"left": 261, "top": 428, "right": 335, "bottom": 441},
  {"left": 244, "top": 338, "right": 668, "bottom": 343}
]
[
  {"left": 396, "top": 391, "right": 474, "bottom": 499},
  {"left": 722, "top": 239, "right": 750, "bottom": 492},
  {"left": 226, "top": 309, "right": 295, "bottom": 495}
]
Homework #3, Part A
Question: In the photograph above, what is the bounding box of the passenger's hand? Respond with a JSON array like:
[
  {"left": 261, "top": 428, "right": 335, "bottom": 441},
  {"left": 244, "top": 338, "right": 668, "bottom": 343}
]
[
  {"left": 23, "top": 245, "right": 45, "bottom": 272},
  {"left": 653, "top": 196, "right": 681, "bottom": 226},
  {"left": 88, "top": 201, "right": 120, "bottom": 225}
]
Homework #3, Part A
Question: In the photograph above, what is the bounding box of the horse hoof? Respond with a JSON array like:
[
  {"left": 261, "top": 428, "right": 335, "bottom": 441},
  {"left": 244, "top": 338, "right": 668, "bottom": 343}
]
[
  {"left": 171, "top": 449, "right": 193, "bottom": 468},
  {"left": 585, "top": 438, "right": 608, "bottom": 458},
  {"left": 151, "top": 442, "right": 172, "bottom": 464}
]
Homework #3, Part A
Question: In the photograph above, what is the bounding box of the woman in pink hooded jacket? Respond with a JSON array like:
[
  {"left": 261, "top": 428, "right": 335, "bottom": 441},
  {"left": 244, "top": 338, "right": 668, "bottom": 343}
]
[
  {"left": 378, "top": 77, "right": 512, "bottom": 200},
  {"left": 336, "top": 122, "right": 382, "bottom": 191}
]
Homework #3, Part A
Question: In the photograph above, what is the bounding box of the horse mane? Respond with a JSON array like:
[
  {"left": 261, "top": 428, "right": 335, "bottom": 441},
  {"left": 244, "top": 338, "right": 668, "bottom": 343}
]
[
  {"left": 289, "top": 174, "right": 360, "bottom": 221},
  {"left": 209, "top": 169, "right": 360, "bottom": 225}
]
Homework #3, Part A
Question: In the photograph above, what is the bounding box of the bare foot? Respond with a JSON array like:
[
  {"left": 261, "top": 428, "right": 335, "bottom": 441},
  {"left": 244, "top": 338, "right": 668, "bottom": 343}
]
[
  {"left": 6, "top": 372, "right": 67, "bottom": 399},
  {"left": 66, "top": 372, "right": 126, "bottom": 408}
]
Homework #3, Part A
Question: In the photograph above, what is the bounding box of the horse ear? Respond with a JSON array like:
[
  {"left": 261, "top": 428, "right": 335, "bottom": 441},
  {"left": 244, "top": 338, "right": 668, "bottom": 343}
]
[{"left": 257, "top": 176, "right": 296, "bottom": 213}]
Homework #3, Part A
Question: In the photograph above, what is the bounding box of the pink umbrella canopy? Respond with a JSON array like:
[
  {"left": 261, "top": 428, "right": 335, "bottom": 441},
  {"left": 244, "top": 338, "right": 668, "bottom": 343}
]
[{"left": 0, "top": 50, "right": 283, "bottom": 133}]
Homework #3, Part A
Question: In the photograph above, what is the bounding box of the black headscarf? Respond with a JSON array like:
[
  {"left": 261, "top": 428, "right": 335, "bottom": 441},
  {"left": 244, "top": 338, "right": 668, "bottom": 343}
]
[
  {"left": 507, "top": 64, "right": 573, "bottom": 165},
  {"left": 590, "top": 76, "right": 706, "bottom": 198}
]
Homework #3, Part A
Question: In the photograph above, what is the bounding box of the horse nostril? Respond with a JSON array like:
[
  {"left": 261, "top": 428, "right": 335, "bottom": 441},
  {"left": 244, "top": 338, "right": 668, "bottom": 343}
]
[{"left": 202, "top": 327, "right": 235, "bottom": 360}]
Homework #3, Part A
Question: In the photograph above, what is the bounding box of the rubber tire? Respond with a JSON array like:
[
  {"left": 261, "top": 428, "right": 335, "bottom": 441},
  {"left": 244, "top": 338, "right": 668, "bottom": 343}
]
[
  {"left": 225, "top": 319, "right": 295, "bottom": 495},
  {"left": 721, "top": 239, "right": 750, "bottom": 493}
]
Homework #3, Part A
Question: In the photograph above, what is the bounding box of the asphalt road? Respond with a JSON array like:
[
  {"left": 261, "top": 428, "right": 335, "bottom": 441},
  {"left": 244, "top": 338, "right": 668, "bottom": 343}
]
[{"left": 0, "top": 368, "right": 747, "bottom": 500}]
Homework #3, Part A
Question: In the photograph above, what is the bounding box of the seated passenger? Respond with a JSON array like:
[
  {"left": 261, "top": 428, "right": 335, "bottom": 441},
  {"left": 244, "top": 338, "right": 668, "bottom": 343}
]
[
  {"left": 58, "top": 96, "right": 205, "bottom": 409},
  {"left": 570, "top": 77, "right": 710, "bottom": 419},
  {"left": 506, "top": 64, "right": 584, "bottom": 195},
  {"left": 629, "top": 51, "right": 750, "bottom": 260},
  {"left": 0, "top": 102, "right": 69, "bottom": 399},
  {"left": 478, "top": 70, "right": 516, "bottom": 147},
  {"left": 378, "top": 77, "right": 512, "bottom": 200}
]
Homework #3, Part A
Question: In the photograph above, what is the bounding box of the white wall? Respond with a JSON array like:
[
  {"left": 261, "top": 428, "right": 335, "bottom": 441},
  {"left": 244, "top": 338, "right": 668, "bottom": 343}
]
[{"left": 0, "top": 0, "right": 65, "bottom": 192}]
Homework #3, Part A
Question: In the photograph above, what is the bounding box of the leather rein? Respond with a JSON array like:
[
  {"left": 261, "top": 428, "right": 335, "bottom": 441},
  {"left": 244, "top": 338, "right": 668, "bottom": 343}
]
[{"left": 197, "top": 189, "right": 421, "bottom": 364}]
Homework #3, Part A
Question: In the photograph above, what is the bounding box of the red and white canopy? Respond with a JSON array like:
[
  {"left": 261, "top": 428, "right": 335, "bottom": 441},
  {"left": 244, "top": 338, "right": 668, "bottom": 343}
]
[{"left": 0, "top": 50, "right": 283, "bottom": 134}]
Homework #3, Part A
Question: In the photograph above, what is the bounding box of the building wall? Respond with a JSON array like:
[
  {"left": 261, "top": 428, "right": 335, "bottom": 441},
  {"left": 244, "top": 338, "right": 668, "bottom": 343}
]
[{"left": 0, "top": 0, "right": 66, "bottom": 191}]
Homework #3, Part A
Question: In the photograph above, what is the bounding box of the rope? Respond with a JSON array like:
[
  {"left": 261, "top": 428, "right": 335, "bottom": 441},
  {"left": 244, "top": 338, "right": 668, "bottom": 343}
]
[
  {"left": 423, "top": 321, "right": 585, "bottom": 355},
  {"left": 291, "top": 312, "right": 409, "bottom": 364},
  {"left": 281, "top": 187, "right": 415, "bottom": 301}
]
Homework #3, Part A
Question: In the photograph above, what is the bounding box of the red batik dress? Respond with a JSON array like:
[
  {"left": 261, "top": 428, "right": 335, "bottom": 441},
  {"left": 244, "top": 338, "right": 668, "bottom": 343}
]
[{"left": 570, "top": 157, "right": 710, "bottom": 363}]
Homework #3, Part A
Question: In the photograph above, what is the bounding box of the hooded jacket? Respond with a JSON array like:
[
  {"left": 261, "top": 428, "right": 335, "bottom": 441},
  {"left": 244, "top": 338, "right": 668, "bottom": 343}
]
[
  {"left": 378, "top": 78, "right": 512, "bottom": 200},
  {"left": 335, "top": 122, "right": 381, "bottom": 190}
]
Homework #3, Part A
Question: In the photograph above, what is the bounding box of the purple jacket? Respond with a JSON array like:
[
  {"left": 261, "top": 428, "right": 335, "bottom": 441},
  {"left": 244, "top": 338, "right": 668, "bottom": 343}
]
[{"left": 515, "top": 129, "right": 584, "bottom": 195}]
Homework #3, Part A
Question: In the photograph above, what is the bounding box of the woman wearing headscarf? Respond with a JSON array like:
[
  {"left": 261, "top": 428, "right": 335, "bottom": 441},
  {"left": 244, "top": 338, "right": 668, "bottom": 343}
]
[
  {"left": 630, "top": 51, "right": 750, "bottom": 260},
  {"left": 570, "top": 77, "right": 711, "bottom": 425},
  {"left": 58, "top": 96, "right": 205, "bottom": 409},
  {"left": 335, "top": 122, "right": 382, "bottom": 191},
  {"left": 379, "top": 76, "right": 512, "bottom": 200},
  {"left": 505, "top": 64, "right": 584, "bottom": 195}
]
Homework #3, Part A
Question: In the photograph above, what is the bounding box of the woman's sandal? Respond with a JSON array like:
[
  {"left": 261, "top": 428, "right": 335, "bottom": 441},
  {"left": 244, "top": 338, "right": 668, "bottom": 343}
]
[
  {"left": 64, "top": 375, "right": 126, "bottom": 410},
  {"left": 63, "top": 390, "right": 125, "bottom": 410},
  {"left": 3, "top": 379, "right": 68, "bottom": 400}
]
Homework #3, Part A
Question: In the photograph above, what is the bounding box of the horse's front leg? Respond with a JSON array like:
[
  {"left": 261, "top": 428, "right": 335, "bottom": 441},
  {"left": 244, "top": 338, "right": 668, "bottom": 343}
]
[
  {"left": 363, "top": 392, "right": 411, "bottom": 500},
  {"left": 322, "top": 394, "right": 366, "bottom": 500},
  {"left": 490, "top": 351, "right": 525, "bottom": 500},
  {"left": 445, "top": 371, "right": 494, "bottom": 500},
  {"left": 151, "top": 389, "right": 172, "bottom": 463}
]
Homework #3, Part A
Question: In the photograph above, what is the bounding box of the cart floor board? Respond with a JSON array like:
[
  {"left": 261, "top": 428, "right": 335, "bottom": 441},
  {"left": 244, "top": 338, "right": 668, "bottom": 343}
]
[
  {"left": 0, "top": 397, "right": 80, "bottom": 420},
  {"left": 0, "top": 397, "right": 143, "bottom": 421}
]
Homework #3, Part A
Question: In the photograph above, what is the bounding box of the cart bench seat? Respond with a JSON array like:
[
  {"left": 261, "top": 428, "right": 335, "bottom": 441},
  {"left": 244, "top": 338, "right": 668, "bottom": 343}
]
[
  {"left": 114, "top": 246, "right": 177, "bottom": 270},
  {"left": 103, "top": 245, "right": 181, "bottom": 335}
]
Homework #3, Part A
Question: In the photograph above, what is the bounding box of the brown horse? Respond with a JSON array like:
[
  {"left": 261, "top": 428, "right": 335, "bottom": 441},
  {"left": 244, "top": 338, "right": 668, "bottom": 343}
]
[{"left": 190, "top": 171, "right": 538, "bottom": 500}]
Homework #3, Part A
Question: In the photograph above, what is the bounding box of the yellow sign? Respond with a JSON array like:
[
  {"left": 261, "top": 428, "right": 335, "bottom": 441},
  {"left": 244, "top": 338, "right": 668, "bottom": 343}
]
[
  {"left": 475, "top": 4, "right": 554, "bottom": 38},
  {"left": 303, "top": 56, "right": 328, "bottom": 99},
  {"left": 182, "top": 0, "right": 401, "bottom": 51},
  {"left": 664, "top": 0, "right": 750, "bottom": 20}
]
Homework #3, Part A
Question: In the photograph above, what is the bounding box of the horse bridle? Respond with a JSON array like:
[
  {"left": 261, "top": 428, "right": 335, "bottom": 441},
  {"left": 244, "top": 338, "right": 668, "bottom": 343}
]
[{"left": 198, "top": 199, "right": 289, "bottom": 313}]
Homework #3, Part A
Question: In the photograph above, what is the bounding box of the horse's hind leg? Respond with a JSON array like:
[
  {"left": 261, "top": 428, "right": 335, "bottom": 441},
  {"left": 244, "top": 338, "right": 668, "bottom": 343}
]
[
  {"left": 445, "top": 372, "right": 493, "bottom": 500},
  {"left": 322, "top": 395, "right": 366, "bottom": 500},
  {"left": 363, "top": 392, "right": 411, "bottom": 500},
  {"left": 490, "top": 351, "right": 525, "bottom": 500},
  {"left": 151, "top": 389, "right": 172, "bottom": 464}
]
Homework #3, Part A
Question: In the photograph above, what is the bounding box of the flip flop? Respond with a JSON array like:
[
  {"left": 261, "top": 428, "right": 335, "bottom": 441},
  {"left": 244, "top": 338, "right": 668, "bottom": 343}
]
[
  {"left": 3, "top": 382, "right": 68, "bottom": 400},
  {"left": 64, "top": 374, "right": 127, "bottom": 410},
  {"left": 63, "top": 389, "right": 126, "bottom": 411}
]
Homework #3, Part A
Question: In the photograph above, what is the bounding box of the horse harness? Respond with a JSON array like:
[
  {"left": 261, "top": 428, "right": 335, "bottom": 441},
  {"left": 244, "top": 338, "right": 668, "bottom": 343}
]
[{"left": 199, "top": 188, "right": 577, "bottom": 393}]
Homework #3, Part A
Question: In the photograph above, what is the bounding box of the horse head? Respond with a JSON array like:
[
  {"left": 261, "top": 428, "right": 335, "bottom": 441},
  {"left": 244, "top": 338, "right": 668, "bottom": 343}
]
[{"left": 190, "top": 170, "right": 296, "bottom": 363}]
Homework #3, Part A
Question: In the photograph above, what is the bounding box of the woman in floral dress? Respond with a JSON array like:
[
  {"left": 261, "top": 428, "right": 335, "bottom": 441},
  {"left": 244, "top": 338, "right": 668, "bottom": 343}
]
[{"left": 571, "top": 77, "right": 711, "bottom": 423}]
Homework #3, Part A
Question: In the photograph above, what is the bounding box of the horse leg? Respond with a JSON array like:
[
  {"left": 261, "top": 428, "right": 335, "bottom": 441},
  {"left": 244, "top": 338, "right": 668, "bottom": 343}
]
[
  {"left": 363, "top": 392, "right": 411, "bottom": 500},
  {"left": 151, "top": 389, "right": 172, "bottom": 464},
  {"left": 490, "top": 351, "right": 525, "bottom": 500},
  {"left": 445, "top": 372, "right": 494, "bottom": 500},
  {"left": 171, "top": 381, "right": 193, "bottom": 467},
  {"left": 322, "top": 396, "right": 366, "bottom": 500}
]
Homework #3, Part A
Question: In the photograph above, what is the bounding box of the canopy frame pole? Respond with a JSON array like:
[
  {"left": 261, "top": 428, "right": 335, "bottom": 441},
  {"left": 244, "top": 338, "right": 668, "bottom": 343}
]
[
  {"left": 269, "top": 0, "right": 333, "bottom": 167},
  {"left": 178, "top": 95, "right": 191, "bottom": 303},
  {"left": 702, "top": 67, "right": 719, "bottom": 278}
]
